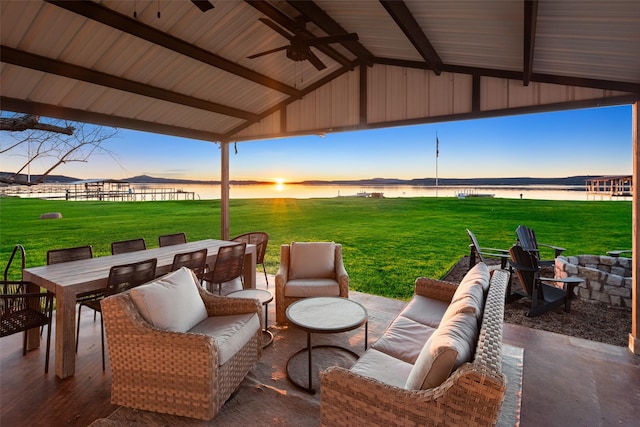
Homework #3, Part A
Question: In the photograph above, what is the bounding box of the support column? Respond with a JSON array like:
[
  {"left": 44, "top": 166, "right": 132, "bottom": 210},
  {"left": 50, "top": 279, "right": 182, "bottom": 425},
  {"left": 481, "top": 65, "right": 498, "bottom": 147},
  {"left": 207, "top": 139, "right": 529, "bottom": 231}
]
[
  {"left": 631, "top": 100, "right": 639, "bottom": 356},
  {"left": 220, "top": 142, "right": 230, "bottom": 240}
]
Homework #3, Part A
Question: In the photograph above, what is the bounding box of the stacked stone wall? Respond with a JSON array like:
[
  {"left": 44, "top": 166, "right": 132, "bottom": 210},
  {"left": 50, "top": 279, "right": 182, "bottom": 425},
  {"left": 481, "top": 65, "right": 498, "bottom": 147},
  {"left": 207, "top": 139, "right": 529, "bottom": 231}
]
[{"left": 555, "top": 255, "right": 632, "bottom": 308}]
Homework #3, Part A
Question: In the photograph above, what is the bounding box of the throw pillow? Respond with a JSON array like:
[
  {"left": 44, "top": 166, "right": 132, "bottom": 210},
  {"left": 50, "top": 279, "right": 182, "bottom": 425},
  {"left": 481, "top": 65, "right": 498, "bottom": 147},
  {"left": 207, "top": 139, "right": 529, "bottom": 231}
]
[
  {"left": 130, "top": 266, "right": 208, "bottom": 333},
  {"left": 405, "top": 309, "right": 479, "bottom": 390}
]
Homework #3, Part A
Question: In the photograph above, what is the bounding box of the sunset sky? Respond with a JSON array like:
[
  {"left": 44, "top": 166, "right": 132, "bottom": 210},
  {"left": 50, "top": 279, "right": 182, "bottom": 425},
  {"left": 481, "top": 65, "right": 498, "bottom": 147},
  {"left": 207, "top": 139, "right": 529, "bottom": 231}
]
[{"left": 1, "top": 104, "right": 633, "bottom": 182}]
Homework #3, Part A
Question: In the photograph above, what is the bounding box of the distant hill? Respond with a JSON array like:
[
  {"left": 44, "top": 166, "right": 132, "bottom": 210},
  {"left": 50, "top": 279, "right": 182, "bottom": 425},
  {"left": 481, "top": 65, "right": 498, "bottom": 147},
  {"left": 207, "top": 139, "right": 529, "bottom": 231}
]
[
  {"left": 0, "top": 172, "right": 614, "bottom": 187},
  {"left": 299, "top": 176, "right": 599, "bottom": 187}
]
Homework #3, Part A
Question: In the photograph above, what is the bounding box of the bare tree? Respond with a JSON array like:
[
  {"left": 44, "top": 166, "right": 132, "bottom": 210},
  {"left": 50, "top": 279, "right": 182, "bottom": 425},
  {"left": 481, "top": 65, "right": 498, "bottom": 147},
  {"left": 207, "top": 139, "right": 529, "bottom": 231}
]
[{"left": 0, "top": 113, "right": 121, "bottom": 185}]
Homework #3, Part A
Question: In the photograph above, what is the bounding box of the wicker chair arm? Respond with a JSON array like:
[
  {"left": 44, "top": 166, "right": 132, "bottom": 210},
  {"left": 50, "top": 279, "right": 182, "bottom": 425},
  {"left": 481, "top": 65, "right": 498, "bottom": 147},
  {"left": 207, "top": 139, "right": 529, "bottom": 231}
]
[
  {"left": 321, "top": 363, "right": 505, "bottom": 427},
  {"left": 413, "top": 277, "right": 458, "bottom": 302},
  {"left": 197, "top": 286, "right": 261, "bottom": 317}
]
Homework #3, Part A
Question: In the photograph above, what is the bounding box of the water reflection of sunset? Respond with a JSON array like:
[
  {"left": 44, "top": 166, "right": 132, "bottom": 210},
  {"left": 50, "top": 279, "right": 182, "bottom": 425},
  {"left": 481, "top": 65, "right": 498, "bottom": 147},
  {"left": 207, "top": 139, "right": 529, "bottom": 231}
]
[{"left": 274, "top": 178, "right": 285, "bottom": 192}]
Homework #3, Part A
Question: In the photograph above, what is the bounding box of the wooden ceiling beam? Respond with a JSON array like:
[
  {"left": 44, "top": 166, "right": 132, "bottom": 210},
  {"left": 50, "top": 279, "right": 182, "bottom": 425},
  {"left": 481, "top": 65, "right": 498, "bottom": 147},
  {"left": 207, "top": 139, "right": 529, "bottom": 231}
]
[
  {"left": 286, "top": 0, "right": 375, "bottom": 66},
  {"left": 1, "top": 46, "right": 260, "bottom": 122},
  {"left": 0, "top": 97, "right": 225, "bottom": 142},
  {"left": 245, "top": 0, "right": 353, "bottom": 68},
  {"left": 379, "top": 0, "right": 443, "bottom": 75},
  {"left": 523, "top": 0, "right": 539, "bottom": 86},
  {"left": 374, "top": 57, "right": 640, "bottom": 93},
  {"left": 46, "top": 0, "right": 301, "bottom": 98}
]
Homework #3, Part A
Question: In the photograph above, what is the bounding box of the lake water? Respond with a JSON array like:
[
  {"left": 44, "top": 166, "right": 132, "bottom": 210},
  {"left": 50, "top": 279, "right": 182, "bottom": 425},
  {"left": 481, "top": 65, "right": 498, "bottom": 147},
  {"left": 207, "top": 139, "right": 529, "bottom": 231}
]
[
  {"left": 3, "top": 182, "right": 630, "bottom": 202},
  {"left": 181, "top": 183, "right": 623, "bottom": 201}
]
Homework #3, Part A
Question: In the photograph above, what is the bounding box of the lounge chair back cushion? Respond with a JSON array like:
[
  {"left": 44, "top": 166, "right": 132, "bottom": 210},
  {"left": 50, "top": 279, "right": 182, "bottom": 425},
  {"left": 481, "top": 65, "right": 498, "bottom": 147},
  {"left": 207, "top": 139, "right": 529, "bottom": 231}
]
[
  {"left": 130, "top": 267, "right": 208, "bottom": 332},
  {"left": 288, "top": 242, "right": 336, "bottom": 280},
  {"left": 404, "top": 307, "right": 479, "bottom": 390}
]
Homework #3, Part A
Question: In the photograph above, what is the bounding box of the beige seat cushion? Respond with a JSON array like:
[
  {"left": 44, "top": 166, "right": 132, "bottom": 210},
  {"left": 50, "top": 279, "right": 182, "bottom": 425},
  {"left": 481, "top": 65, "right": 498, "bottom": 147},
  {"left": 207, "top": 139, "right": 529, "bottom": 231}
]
[
  {"left": 284, "top": 278, "right": 340, "bottom": 297},
  {"left": 372, "top": 315, "right": 437, "bottom": 364},
  {"left": 400, "top": 295, "right": 451, "bottom": 328},
  {"left": 350, "top": 349, "right": 414, "bottom": 389},
  {"left": 189, "top": 313, "right": 260, "bottom": 365},
  {"left": 404, "top": 308, "right": 479, "bottom": 390},
  {"left": 288, "top": 242, "right": 335, "bottom": 280},
  {"left": 130, "top": 267, "right": 208, "bottom": 333}
]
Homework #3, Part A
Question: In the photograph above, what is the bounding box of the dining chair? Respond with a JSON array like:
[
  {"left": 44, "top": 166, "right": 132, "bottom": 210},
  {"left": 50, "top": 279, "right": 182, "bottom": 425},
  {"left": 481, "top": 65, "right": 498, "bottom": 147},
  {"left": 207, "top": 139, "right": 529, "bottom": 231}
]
[
  {"left": 76, "top": 258, "right": 158, "bottom": 371},
  {"left": 0, "top": 281, "right": 54, "bottom": 373},
  {"left": 170, "top": 248, "right": 207, "bottom": 281},
  {"left": 46, "top": 244, "right": 95, "bottom": 325},
  {"left": 232, "top": 232, "right": 269, "bottom": 287},
  {"left": 159, "top": 232, "right": 187, "bottom": 247},
  {"left": 47, "top": 245, "right": 93, "bottom": 265},
  {"left": 201, "top": 242, "right": 246, "bottom": 295},
  {"left": 111, "top": 238, "right": 147, "bottom": 255}
]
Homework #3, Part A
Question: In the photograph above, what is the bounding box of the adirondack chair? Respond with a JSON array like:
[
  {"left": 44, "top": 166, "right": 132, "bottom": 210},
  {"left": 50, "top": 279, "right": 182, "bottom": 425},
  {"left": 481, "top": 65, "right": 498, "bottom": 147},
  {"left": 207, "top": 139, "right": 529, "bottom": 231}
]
[
  {"left": 466, "top": 229, "right": 511, "bottom": 270},
  {"left": 515, "top": 225, "right": 566, "bottom": 268},
  {"left": 508, "top": 245, "right": 581, "bottom": 317}
]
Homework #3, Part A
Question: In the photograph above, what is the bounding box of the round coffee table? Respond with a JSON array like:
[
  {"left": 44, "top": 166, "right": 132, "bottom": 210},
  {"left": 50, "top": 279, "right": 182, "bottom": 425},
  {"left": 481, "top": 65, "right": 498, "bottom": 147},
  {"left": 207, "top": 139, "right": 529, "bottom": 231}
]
[
  {"left": 227, "top": 289, "right": 274, "bottom": 348},
  {"left": 285, "top": 297, "right": 368, "bottom": 393}
]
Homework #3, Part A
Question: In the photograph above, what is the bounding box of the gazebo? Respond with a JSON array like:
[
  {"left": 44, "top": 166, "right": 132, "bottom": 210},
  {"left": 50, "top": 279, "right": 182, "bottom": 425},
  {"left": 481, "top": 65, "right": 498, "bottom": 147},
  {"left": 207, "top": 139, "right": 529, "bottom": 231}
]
[{"left": 1, "top": 0, "right": 638, "bottom": 355}]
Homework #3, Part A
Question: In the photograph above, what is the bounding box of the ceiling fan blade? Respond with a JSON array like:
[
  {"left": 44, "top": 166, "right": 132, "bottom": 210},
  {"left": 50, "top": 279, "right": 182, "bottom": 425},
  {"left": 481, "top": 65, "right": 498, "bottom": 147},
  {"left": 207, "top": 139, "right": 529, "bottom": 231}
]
[
  {"left": 191, "top": 0, "right": 214, "bottom": 13},
  {"left": 247, "top": 45, "right": 288, "bottom": 59},
  {"left": 304, "top": 33, "right": 359, "bottom": 46},
  {"left": 306, "top": 51, "right": 327, "bottom": 71},
  {"left": 258, "top": 18, "right": 293, "bottom": 40}
]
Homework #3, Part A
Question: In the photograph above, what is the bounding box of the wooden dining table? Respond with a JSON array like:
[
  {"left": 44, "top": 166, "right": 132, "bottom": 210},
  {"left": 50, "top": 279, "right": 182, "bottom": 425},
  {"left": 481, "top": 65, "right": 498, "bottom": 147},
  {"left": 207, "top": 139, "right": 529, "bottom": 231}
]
[{"left": 22, "top": 239, "right": 256, "bottom": 379}]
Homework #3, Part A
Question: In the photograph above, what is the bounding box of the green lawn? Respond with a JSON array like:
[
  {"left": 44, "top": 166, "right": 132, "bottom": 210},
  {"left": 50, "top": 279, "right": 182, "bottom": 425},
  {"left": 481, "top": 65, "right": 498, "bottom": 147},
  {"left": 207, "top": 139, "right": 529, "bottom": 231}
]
[{"left": 0, "top": 197, "right": 631, "bottom": 300}]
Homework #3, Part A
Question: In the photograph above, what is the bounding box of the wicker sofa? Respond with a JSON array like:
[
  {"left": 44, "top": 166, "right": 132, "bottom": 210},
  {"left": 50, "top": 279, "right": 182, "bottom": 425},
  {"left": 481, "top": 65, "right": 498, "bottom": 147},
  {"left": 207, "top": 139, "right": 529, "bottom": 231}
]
[
  {"left": 320, "top": 263, "right": 510, "bottom": 427},
  {"left": 101, "top": 267, "right": 262, "bottom": 420}
]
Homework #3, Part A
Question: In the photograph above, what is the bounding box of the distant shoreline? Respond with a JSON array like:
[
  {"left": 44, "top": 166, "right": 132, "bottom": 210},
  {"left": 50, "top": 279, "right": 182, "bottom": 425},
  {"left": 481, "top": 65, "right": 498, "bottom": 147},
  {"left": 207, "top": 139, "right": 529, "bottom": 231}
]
[{"left": 1, "top": 172, "right": 616, "bottom": 188}]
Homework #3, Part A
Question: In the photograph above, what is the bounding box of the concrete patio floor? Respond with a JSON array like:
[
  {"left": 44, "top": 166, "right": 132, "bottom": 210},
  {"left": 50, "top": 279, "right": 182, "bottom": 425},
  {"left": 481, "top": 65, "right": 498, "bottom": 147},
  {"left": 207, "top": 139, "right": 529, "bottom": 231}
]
[{"left": 1, "top": 273, "right": 639, "bottom": 426}]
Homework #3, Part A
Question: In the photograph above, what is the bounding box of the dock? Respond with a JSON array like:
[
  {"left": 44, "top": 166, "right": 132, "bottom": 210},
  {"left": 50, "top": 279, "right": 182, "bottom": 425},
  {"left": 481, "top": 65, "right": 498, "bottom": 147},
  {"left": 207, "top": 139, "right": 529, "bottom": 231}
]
[
  {"left": 585, "top": 176, "right": 632, "bottom": 199},
  {"left": 0, "top": 180, "right": 196, "bottom": 201}
]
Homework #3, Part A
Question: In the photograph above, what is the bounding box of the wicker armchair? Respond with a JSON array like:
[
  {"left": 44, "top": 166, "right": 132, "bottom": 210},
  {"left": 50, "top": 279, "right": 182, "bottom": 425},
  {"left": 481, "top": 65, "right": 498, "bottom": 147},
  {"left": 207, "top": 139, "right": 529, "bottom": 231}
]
[
  {"left": 101, "top": 281, "right": 261, "bottom": 420},
  {"left": 275, "top": 242, "right": 349, "bottom": 324},
  {"left": 320, "top": 269, "right": 509, "bottom": 427}
]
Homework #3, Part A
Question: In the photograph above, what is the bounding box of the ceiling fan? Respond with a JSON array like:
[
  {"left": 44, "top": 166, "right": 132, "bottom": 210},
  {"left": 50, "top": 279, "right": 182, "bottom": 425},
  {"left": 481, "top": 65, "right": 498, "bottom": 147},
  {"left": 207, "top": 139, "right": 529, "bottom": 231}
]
[
  {"left": 191, "top": 1, "right": 214, "bottom": 13},
  {"left": 248, "top": 17, "right": 358, "bottom": 71}
]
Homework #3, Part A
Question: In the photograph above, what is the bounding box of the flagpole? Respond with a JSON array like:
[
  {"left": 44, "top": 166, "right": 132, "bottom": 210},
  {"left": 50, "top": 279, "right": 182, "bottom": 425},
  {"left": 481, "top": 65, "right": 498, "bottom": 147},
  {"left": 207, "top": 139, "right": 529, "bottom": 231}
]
[{"left": 435, "top": 133, "right": 439, "bottom": 197}]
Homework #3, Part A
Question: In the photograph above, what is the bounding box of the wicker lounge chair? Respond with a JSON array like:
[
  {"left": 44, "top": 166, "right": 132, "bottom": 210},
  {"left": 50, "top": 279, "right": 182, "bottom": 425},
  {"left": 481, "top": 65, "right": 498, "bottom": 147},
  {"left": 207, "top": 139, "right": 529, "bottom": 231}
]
[
  {"left": 275, "top": 242, "right": 349, "bottom": 325},
  {"left": 101, "top": 267, "right": 262, "bottom": 420}
]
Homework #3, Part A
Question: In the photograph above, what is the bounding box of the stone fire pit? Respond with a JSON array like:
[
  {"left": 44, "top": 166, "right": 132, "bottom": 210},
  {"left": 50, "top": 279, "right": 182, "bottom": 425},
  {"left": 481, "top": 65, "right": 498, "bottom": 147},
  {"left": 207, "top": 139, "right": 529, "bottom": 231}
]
[{"left": 555, "top": 255, "right": 632, "bottom": 308}]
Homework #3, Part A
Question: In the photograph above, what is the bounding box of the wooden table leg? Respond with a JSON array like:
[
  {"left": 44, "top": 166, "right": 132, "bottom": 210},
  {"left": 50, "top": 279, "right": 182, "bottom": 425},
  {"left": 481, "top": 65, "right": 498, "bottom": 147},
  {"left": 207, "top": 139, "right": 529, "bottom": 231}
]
[{"left": 55, "top": 288, "right": 77, "bottom": 379}]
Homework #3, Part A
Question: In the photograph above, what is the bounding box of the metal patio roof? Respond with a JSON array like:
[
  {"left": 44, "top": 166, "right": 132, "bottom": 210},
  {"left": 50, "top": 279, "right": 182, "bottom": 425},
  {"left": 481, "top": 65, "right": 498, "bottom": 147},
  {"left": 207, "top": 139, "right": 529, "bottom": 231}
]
[{"left": 1, "top": 0, "right": 638, "bottom": 144}]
